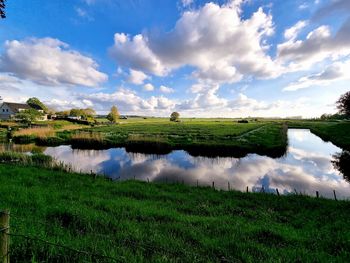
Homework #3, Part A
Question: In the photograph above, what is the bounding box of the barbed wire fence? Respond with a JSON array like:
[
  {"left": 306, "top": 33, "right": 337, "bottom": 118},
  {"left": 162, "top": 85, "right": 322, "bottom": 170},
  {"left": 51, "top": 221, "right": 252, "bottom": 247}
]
[{"left": 0, "top": 210, "right": 199, "bottom": 262}]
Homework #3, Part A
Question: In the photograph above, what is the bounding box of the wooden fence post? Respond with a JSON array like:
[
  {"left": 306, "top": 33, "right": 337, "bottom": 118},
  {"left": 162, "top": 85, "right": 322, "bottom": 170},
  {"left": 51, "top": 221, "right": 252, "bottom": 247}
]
[
  {"left": 276, "top": 188, "right": 280, "bottom": 196},
  {"left": 0, "top": 210, "right": 10, "bottom": 263},
  {"left": 212, "top": 182, "right": 215, "bottom": 190},
  {"left": 333, "top": 190, "right": 337, "bottom": 201},
  {"left": 228, "top": 182, "right": 230, "bottom": 191},
  {"left": 246, "top": 186, "right": 249, "bottom": 193},
  {"left": 316, "top": 191, "right": 319, "bottom": 198}
]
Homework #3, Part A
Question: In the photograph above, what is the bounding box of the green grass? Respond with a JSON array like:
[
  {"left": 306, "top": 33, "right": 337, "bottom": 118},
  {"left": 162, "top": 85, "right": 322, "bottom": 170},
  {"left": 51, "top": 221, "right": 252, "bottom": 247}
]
[
  {"left": 0, "top": 128, "right": 7, "bottom": 141},
  {"left": 10, "top": 119, "right": 288, "bottom": 157},
  {"left": 0, "top": 164, "right": 349, "bottom": 262},
  {"left": 7, "top": 118, "right": 350, "bottom": 157},
  {"left": 84, "top": 119, "right": 288, "bottom": 157}
]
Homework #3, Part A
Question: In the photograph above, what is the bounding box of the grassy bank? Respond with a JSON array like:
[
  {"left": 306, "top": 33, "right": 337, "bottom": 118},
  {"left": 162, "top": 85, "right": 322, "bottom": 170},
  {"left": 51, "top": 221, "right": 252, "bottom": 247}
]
[
  {"left": 287, "top": 121, "right": 350, "bottom": 150},
  {"left": 7, "top": 118, "right": 350, "bottom": 157},
  {"left": 11, "top": 119, "right": 288, "bottom": 157},
  {"left": 0, "top": 164, "right": 349, "bottom": 262}
]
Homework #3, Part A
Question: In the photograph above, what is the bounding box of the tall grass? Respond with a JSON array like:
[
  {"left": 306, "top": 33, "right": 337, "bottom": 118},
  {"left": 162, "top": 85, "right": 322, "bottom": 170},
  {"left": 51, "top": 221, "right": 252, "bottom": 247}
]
[
  {"left": 14, "top": 127, "right": 55, "bottom": 138},
  {"left": 0, "top": 151, "right": 71, "bottom": 171}
]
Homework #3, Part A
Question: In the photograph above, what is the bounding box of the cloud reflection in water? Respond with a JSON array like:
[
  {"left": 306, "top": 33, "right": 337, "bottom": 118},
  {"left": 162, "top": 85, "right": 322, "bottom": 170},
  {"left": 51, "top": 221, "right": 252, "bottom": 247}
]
[{"left": 42, "top": 129, "right": 350, "bottom": 199}]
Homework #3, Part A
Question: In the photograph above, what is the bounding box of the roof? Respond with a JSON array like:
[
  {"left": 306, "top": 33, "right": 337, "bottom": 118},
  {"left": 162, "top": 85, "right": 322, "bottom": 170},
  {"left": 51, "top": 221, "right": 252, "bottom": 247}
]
[{"left": 1, "top": 102, "right": 32, "bottom": 113}]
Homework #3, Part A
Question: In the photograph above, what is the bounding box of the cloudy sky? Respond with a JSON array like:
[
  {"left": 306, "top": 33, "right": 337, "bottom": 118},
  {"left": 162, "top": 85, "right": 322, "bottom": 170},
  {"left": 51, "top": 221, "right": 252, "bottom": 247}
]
[{"left": 0, "top": 0, "right": 349, "bottom": 117}]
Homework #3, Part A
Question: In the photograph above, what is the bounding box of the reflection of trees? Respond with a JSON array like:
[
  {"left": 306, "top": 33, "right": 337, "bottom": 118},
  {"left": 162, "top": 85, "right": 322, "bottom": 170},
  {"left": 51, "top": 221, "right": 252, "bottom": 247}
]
[{"left": 332, "top": 151, "right": 350, "bottom": 182}]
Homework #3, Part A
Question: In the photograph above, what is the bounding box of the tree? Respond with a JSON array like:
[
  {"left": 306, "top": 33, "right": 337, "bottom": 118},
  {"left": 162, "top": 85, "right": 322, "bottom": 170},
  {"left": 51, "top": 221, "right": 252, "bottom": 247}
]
[
  {"left": 0, "top": 0, "right": 6, "bottom": 19},
  {"left": 27, "top": 97, "right": 48, "bottom": 113},
  {"left": 170, "top": 112, "right": 180, "bottom": 122},
  {"left": 336, "top": 91, "right": 350, "bottom": 117},
  {"left": 16, "top": 109, "right": 44, "bottom": 124},
  {"left": 332, "top": 151, "right": 350, "bottom": 182},
  {"left": 107, "top": 106, "right": 120, "bottom": 123}
]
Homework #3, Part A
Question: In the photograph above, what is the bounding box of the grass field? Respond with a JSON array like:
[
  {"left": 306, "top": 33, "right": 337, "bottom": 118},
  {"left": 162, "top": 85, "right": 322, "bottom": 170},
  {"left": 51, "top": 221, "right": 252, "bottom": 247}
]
[
  {"left": 0, "top": 164, "right": 349, "bottom": 262},
  {"left": 9, "top": 118, "right": 288, "bottom": 157},
  {"left": 6, "top": 118, "right": 350, "bottom": 157}
]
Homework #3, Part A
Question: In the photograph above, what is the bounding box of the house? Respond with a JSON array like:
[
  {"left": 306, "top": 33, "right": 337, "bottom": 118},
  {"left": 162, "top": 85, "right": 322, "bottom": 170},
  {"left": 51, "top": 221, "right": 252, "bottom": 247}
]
[{"left": 0, "top": 98, "right": 47, "bottom": 121}]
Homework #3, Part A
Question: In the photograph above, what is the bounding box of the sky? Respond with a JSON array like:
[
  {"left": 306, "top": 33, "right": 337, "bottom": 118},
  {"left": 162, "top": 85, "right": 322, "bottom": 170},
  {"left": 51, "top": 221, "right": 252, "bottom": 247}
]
[{"left": 0, "top": 0, "right": 349, "bottom": 118}]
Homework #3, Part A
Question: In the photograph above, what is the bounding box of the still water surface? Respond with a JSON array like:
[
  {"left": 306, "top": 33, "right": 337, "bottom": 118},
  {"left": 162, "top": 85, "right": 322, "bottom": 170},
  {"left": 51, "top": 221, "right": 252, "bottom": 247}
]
[{"left": 2, "top": 129, "right": 350, "bottom": 199}]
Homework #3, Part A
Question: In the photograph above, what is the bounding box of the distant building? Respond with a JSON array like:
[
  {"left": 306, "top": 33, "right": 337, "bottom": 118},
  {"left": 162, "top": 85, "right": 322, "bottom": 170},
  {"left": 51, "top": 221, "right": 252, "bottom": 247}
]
[{"left": 0, "top": 97, "right": 47, "bottom": 121}]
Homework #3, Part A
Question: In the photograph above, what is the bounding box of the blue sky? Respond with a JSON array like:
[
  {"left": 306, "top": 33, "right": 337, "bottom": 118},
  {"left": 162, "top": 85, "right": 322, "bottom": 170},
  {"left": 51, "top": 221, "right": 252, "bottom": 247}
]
[{"left": 0, "top": 0, "right": 349, "bottom": 117}]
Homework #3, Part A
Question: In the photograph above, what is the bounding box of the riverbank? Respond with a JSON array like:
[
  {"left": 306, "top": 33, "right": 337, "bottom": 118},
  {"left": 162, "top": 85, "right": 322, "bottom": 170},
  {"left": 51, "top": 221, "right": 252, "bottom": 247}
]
[
  {"left": 0, "top": 164, "right": 349, "bottom": 262},
  {"left": 11, "top": 119, "right": 288, "bottom": 157},
  {"left": 287, "top": 120, "right": 350, "bottom": 151}
]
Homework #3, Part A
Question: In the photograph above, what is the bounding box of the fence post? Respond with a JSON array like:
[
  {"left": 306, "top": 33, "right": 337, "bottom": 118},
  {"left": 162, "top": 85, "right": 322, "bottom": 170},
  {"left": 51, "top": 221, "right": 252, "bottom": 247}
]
[
  {"left": 246, "top": 186, "right": 249, "bottom": 193},
  {"left": 276, "top": 188, "right": 280, "bottom": 196},
  {"left": 228, "top": 182, "right": 230, "bottom": 191},
  {"left": 212, "top": 182, "right": 215, "bottom": 190},
  {"left": 316, "top": 191, "right": 319, "bottom": 198},
  {"left": 333, "top": 190, "right": 337, "bottom": 201},
  {"left": 0, "top": 210, "right": 10, "bottom": 263}
]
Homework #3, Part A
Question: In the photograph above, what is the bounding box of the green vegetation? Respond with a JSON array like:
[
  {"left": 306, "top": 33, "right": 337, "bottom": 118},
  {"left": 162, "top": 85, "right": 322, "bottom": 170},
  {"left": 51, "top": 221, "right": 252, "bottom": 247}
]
[
  {"left": 10, "top": 119, "right": 288, "bottom": 157},
  {"left": 107, "top": 105, "right": 120, "bottom": 123},
  {"left": 4, "top": 118, "right": 350, "bottom": 157},
  {"left": 170, "top": 111, "right": 180, "bottom": 122},
  {"left": 15, "top": 108, "right": 44, "bottom": 124},
  {"left": 26, "top": 97, "right": 48, "bottom": 113},
  {"left": 0, "top": 127, "right": 7, "bottom": 141},
  {"left": 0, "top": 164, "right": 349, "bottom": 262}
]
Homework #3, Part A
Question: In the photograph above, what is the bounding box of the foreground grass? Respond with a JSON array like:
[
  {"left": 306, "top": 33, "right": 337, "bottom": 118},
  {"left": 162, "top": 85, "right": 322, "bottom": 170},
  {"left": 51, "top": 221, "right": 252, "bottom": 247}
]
[{"left": 0, "top": 164, "right": 349, "bottom": 262}]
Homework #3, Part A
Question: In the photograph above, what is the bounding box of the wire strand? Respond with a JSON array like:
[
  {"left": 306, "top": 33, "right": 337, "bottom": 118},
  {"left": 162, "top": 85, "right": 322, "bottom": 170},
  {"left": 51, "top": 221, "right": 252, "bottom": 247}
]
[{"left": 7, "top": 232, "right": 124, "bottom": 262}]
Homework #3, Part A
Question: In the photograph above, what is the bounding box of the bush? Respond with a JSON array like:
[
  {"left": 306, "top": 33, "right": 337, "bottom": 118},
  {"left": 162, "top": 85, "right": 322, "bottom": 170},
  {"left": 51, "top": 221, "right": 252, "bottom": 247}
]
[{"left": 238, "top": 120, "right": 249, "bottom": 123}]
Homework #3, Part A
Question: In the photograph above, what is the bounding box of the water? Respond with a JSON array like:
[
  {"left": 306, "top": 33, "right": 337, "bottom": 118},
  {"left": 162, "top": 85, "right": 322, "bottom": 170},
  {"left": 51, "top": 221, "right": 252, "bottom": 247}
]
[{"left": 1, "top": 129, "right": 349, "bottom": 199}]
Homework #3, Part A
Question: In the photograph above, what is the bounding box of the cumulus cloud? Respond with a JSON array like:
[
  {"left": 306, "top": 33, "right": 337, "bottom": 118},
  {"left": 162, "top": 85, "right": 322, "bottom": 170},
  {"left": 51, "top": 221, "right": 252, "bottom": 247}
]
[
  {"left": 284, "top": 59, "right": 350, "bottom": 91},
  {"left": 277, "top": 19, "right": 350, "bottom": 71},
  {"left": 0, "top": 37, "right": 108, "bottom": 87},
  {"left": 109, "top": 33, "right": 167, "bottom": 76},
  {"left": 159, "top": 85, "right": 174, "bottom": 93},
  {"left": 109, "top": 2, "right": 280, "bottom": 83},
  {"left": 284, "top": 20, "right": 308, "bottom": 40},
  {"left": 127, "top": 69, "right": 149, "bottom": 85},
  {"left": 143, "top": 83, "right": 154, "bottom": 91},
  {"left": 76, "top": 88, "right": 175, "bottom": 114}
]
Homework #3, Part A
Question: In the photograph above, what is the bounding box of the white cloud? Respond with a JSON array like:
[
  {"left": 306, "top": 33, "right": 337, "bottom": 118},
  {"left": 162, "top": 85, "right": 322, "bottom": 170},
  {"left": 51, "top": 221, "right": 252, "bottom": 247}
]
[
  {"left": 284, "top": 20, "right": 308, "bottom": 40},
  {"left": 109, "top": 2, "right": 280, "bottom": 83},
  {"left": 127, "top": 69, "right": 149, "bottom": 85},
  {"left": 109, "top": 33, "right": 167, "bottom": 76},
  {"left": 0, "top": 38, "right": 108, "bottom": 87},
  {"left": 277, "top": 19, "right": 350, "bottom": 71},
  {"left": 181, "top": 0, "right": 193, "bottom": 7},
  {"left": 143, "top": 83, "right": 154, "bottom": 91},
  {"left": 284, "top": 59, "right": 350, "bottom": 91},
  {"left": 77, "top": 88, "right": 176, "bottom": 114},
  {"left": 159, "top": 85, "right": 174, "bottom": 93}
]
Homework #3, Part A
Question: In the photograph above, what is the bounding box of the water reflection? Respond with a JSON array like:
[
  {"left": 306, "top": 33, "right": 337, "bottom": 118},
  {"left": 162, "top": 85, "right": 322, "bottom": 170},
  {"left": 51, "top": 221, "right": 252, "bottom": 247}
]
[{"left": 1, "top": 129, "right": 349, "bottom": 199}]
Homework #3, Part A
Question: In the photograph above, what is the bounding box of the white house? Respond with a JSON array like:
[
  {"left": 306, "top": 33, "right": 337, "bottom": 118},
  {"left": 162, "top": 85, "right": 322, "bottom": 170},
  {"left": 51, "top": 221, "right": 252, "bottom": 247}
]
[{"left": 0, "top": 97, "right": 47, "bottom": 121}]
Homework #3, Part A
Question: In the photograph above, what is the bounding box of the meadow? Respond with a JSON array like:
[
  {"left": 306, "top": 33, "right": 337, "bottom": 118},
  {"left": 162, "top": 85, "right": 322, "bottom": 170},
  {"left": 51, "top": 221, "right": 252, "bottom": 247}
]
[
  {"left": 4, "top": 118, "right": 350, "bottom": 157},
  {"left": 0, "top": 164, "right": 349, "bottom": 262}
]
